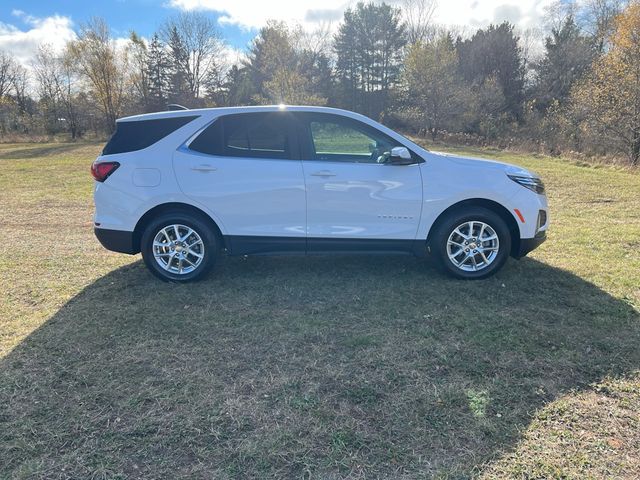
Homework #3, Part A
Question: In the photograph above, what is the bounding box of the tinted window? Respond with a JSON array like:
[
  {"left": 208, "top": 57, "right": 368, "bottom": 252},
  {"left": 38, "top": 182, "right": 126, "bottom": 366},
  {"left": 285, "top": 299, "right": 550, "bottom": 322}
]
[
  {"left": 102, "top": 116, "right": 198, "bottom": 155},
  {"left": 302, "top": 114, "right": 401, "bottom": 163},
  {"left": 188, "top": 118, "right": 223, "bottom": 155},
  {"left": 189, "top": 112, "right": 293, "bottom": 159}
]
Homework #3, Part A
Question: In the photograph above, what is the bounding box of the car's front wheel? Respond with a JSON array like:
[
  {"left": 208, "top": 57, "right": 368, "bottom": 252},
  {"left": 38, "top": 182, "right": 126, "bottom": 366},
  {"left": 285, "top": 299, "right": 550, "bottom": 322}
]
[
  {"left": 431, "top": 207, "right": 511, "bottom": 279},
  {"left": 140, "top": 212, "right": 219, "bottom": 282}
]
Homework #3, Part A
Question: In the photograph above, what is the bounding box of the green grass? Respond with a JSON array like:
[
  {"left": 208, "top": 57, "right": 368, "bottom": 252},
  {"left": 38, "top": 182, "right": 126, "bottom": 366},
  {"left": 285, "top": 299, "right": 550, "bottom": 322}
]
[{"left": 0, "top": 140, "right": 639, "bottom": 479}]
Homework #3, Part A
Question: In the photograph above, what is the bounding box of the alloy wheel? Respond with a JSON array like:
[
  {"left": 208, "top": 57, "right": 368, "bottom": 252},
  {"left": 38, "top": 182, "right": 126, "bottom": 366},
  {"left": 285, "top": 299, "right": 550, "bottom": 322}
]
[
  {"left": 446, "top": 221, "right": 500, "bottom": 272},
  {"left": 152, "top": 224, "right": 205, "bottom": 275}
]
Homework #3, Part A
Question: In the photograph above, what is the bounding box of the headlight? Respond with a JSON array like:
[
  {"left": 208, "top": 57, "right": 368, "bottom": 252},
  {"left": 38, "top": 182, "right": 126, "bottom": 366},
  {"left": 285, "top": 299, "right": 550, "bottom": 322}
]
[{"left": 507, "top": 174, "right": 545, "bottom": 194}]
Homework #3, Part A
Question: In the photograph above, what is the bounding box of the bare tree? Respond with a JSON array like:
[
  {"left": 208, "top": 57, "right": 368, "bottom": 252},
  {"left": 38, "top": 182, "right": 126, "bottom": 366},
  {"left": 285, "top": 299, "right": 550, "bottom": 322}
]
[
  {"left": 0, "top": 51, "right": 17, "bottom": 98},
  {"left": 59, "top": 53, "right": 82, "bottom": 138},
  {"left": 33, "top": 46, "right": 59, "bottom": 102},
  {"left": 570, "top": 1, "right": 640, "bottom": 165},
  {"left": 544, "top": 0, "right": 578, "bottom": 33},
  {"left": 67, "top": 18, "right": 128, "bottom": 132},
  {"left": 403, "top": 0, "right": 438, "bottom": 44},
  {"left": 128, "top": 32, "right": 150, "bottom": 109},
  {"left": 580, "top": 0, "right": 628, "bottom": 51},
  {"left": 161, "top": 12, "right": 224, "bottom": 99},
  {"left": 519, "top": 27, "right": 544, "bottom": 86},
  {"left": 33, "top": 45, "right": 65, "bottom": 133},
  {"left": 404, "top": 35, "right": 467, "bottom": 140},
  {"left": 11, "top": 64, "right": 29, "bottom": 113},
  {"left": 299, "top": 22, "right": 334, "bottom": 59},
  {"left": 545, "top": 0, "right": 628, "bottom": 50},
  {"left": 33, "top": 45, "right": 83, "bottom": 137}
]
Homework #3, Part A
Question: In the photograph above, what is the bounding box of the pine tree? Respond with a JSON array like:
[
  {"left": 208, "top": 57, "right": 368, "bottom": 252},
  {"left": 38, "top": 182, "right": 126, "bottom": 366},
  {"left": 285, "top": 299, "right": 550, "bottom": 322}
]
[
  {"left": 533, "top": 17, "right": 595, "bottom": 111},
  {"left": 223, "top": 65, "right": 255, "bottom": 106},
  {"left": 166, "top": 25, "right": 191, "bottom": 106},
  {"left": 334, "top": 2, "right": 407, "bottom": 119},
  {"left": 145, "top": 33, "right": 171, "bottom": 111},
  {"left": 456, "top": 22, "right": 525, "bottom": 120},
  {"left": 242, "top": 21, "right": 328, "bottom": 105},
  {"left": 129, "top": 31, "right": 151, "bottom": 112}
]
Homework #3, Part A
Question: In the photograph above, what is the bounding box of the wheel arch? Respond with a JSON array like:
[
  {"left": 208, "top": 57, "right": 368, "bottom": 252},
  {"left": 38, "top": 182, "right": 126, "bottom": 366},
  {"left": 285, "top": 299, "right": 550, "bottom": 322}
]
[
  {"left": 133, "top": 202, "right": 226, "bottom": 253},
  {"left": 426, "top": 198, "right": 521, "bottom": 257}
]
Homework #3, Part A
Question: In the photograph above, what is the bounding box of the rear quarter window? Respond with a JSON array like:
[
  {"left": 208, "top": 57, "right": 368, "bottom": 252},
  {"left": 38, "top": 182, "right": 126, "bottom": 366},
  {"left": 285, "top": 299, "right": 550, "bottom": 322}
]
[{"left": 102, "top": 116, "right": 199, "bottom": 155}]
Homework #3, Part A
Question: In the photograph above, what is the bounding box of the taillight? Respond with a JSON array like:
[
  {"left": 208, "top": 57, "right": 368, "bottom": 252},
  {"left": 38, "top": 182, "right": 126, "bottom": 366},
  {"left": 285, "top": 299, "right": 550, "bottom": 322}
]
[{"left": 91, "top": 161, "right": 120, "bottom": 182}]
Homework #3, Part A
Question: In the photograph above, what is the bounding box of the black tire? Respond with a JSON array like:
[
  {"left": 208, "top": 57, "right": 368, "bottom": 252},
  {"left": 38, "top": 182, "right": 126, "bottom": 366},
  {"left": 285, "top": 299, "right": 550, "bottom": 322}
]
[
  {"left": 430, "top": 207, "right": 511, "bottom": 280},
  {"left": 140, "top": 211, "right": 219, "bottom": 282}
]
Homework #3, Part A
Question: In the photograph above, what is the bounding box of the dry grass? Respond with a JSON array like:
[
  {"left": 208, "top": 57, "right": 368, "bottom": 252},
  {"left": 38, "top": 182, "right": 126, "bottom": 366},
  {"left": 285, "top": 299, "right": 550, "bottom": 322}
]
[{"left": 0, "top": 141, "right": 638, "bottom": 479}]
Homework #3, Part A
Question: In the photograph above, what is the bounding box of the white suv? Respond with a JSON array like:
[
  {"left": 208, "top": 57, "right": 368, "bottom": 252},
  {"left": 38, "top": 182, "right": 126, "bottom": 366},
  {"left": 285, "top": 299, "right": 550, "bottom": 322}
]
[{"left": 92, "top": 106, "right": 548, "bottom": 282}]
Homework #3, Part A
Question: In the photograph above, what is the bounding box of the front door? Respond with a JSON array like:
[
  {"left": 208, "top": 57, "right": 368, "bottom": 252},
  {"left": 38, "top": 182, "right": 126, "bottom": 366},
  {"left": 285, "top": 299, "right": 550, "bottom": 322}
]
[{"left": 296, "top": 113, "right": 423, "bottom": 251}]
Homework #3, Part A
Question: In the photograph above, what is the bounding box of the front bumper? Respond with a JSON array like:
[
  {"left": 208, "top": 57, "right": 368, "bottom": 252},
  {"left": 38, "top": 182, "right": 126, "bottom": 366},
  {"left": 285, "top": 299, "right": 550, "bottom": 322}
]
[
  {"left": 515, "top": 231, "right": 546, "bottom": 258},
  {"left": 95, "top": 228, "right": 138, "bottom": 254}
]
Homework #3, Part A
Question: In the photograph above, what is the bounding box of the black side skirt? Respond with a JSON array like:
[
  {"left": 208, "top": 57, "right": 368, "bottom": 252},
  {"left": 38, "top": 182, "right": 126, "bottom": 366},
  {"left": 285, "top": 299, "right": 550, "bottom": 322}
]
[
  {"left": 226, "top": 236, "right": 426, "bottom": 257},
  {"left": 225, "top": 236, "right": 306, "bottom": 255}
]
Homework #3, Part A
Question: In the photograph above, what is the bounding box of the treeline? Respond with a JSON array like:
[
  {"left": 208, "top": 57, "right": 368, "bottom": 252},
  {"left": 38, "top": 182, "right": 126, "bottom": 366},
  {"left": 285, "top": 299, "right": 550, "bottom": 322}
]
[{"left": 0, "top": 0, "right": 639, "bottom": 165}]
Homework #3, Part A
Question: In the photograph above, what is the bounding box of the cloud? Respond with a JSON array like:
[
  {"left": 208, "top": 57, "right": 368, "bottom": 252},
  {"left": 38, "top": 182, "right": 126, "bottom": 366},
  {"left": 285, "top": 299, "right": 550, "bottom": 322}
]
[
  {"left": 436, "top": 0, "right": 552, "bottom": 32},
  {"left": 493, "top": 4, "right": 523, "bottom": 25},
  {"left": 167, "top": 0, "right": 553, "bottom": 36},
  {"left": 168, "top": 0, "right": 352, "bottom": 29},
  {"left": 220, "top": 44, "right": 247, "bottom": 66},
  {"left": 0, "top": 14, "right": 76, "bottom": 67},
  {"left": 304, "top": 8, "right": 345, "bottom": 23}
]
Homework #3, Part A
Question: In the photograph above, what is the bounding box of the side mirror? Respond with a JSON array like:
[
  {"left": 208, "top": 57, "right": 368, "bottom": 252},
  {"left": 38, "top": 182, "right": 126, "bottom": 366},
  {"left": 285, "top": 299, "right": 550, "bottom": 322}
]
[{"left": 389, "top": 146, "right": 413, "bottom": 165}]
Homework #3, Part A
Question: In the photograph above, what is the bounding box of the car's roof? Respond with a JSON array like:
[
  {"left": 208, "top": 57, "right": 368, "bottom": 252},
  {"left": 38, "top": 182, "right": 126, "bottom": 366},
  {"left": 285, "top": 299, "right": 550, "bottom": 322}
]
[{"left": 117, "top": 105, "right": 364, "bottom": 123}]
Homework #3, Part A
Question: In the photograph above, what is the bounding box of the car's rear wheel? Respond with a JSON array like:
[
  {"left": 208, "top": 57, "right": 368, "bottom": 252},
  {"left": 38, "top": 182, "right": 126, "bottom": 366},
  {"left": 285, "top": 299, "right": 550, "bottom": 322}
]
[
  {"left": 141, "top": 212, "right": 218, "bottom": 282},
  {"left": 431, "top": 207, "right": 511, "bottom": 279}
]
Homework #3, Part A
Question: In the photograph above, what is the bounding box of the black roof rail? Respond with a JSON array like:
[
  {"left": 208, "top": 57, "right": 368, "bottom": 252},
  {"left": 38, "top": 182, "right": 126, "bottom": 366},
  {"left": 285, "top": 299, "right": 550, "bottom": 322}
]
[{"left": 167, "top": 104, "right": 189, "bottom": 111}]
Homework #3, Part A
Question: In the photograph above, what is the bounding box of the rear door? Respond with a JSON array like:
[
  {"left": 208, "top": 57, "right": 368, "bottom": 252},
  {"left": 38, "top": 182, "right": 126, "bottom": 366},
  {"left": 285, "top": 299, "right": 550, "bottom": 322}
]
[
  {"left": 296, "top": 112, "right": 423, "bottom": 249},
  {"left": 173, "top": 111, "right": 306, "bottom": 253}
]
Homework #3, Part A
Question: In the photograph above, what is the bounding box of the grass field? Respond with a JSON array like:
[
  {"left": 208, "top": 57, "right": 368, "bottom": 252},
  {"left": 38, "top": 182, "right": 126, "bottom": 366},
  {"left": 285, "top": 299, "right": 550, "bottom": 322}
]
[{"left": 0, "top": 141, "right": 639, "bottom": 479}]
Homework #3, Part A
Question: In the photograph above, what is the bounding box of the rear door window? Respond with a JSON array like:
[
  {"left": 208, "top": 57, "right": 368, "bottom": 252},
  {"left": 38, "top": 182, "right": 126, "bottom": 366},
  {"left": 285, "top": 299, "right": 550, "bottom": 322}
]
[
  {"left": 102, "top": 116, "right": 198, "bottom": 155},
  {"left": 189, "top": 112, "right": 295, "bottom": 160}
]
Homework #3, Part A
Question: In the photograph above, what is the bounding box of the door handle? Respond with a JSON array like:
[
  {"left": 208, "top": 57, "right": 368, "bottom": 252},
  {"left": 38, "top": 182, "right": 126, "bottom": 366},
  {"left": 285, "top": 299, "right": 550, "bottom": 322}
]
[
  {"left": 310, "top": 170, "right": 336, "bottom": 177},
  {"left": 191, "top": 164, "right": 217, "bottom": 172}
]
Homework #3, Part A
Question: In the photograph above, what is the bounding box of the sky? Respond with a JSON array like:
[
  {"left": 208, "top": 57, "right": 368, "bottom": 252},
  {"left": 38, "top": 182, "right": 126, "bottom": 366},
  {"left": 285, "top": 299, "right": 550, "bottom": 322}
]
[{"left": 0, "top": 0, "right": 555, "bottom": 69}]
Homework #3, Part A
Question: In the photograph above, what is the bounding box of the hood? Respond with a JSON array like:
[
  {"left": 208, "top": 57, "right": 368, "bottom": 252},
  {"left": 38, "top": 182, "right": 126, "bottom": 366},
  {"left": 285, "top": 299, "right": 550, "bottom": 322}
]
[{"left": 430, "top": 151, "right": 538, "bottom": 177}]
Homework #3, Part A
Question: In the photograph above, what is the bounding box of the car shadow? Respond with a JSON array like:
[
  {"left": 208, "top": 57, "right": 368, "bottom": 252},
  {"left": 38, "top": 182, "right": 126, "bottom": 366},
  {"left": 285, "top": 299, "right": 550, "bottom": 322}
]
[{"left": 1, "top": 256, "right": 638, "bottom": 478}]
